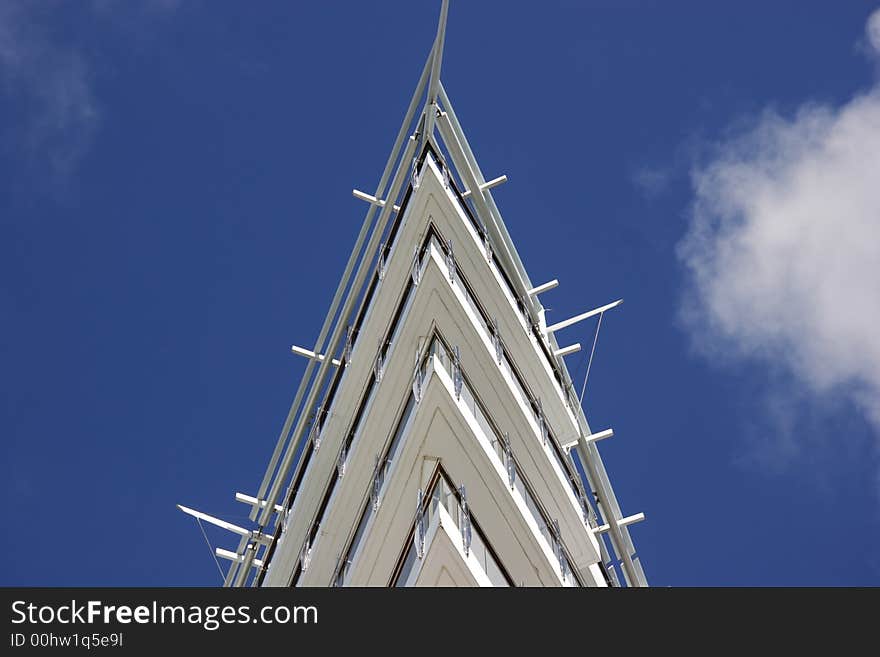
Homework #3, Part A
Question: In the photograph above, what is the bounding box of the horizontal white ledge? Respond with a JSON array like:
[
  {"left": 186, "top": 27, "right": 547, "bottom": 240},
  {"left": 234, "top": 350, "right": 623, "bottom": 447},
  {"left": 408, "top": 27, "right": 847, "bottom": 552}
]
[
  {"left": 216, "top": 548, "right": 264, "bottom": 568},
  {"left": 528, "top": 279, "right": 559, "bottom": 296},
  {"left": 291, "top": 344, "right": 341, "bottom": 367},
  {"left": 177, "top": 504, "right": 250, "bottom": 538},
  {"left": 235, "top": 492, "right": 284, "bottom": 514},
  {"left": 618, "top": 512, "right": 646, "bottom": 528},
  {"left": 553, "top": 343, "right": 581, "bottom": 358},
  {"left": 352, "top": 189, "right": 400, "bottom": 212},
  {"left": 592, "top": 513, "right": 646, "bottom": 535},
  {"left": 461, "top": 174, "right": 507, "bottom": 198},
  {"left": 178, "top": 504, "right": 272, "bottom": 545},
  {"left": 546, "top": 299, "right": 623, "bottom": 333},
  {"left": 560, "top": 428, "right": 613, "bottom": 450}
]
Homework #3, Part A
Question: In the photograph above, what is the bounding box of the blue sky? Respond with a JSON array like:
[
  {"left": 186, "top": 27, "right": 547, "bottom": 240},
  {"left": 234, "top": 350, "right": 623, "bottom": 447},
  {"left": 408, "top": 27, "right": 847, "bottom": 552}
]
[{"left": 2, "top": 1, "right": 879, "bottom": 586}]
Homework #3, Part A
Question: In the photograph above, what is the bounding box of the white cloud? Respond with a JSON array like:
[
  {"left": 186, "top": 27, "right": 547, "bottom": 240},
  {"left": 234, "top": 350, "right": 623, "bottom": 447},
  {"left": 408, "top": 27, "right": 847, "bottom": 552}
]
[
  {"left": 0, "top": 1, "right": 180, "bottom": 180},
  {"left": 678, "top": 9, "right": 880, "bottom": 438},
  {"left": 0, "top": 2, "right": 100, "bottom": 178},
  {"left": 868, "top": 8, "right": 880, "bottom": 55},
  {"left": 632, "top": 165, "right": 672, "bottom": 199}
]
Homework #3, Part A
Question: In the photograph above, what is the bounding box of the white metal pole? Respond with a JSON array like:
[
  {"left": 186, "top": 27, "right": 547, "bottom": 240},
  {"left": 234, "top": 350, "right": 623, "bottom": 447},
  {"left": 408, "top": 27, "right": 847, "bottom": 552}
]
[
  {"left": 528, "top": 279, "right": 559, "bottom": 296},
  {"left": 423, "top": 0, "right": 450, "bottom": 140},
  {"left": 546, "top": 300, "right": 623, "bottom": 334}
]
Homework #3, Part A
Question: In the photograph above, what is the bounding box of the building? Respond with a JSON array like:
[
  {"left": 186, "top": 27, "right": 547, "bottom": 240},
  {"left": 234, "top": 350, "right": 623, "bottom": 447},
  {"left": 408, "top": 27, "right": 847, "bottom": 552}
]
[{"left": 182, "top": 2, "right": 647, "bottom": 588}]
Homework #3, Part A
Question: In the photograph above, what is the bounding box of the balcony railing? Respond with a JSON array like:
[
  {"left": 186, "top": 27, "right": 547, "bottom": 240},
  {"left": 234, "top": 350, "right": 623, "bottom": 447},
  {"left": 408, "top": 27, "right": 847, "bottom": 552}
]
[
  {"left": 331, "top": 333, "right": 584, "bottom": 587},
  {"left": 394, "top": 469, "right": 511, "bottom": 587},
  {"left": 279, "top": 230, "right": 607, "bottom": 586}
]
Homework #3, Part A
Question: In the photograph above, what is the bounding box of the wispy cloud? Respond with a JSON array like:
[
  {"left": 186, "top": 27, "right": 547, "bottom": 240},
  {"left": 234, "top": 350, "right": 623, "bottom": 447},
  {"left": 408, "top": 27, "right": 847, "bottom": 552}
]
[
  {"left": 868, "top": 8, "right": 880, "bottom": 54},
  {"left": 631, "top": 135, "right": 705, "bottom": 201},
  {"left": 90, "top": 0, "right": 183, "bottom": 17},
  {"left": 0, "top": 2, "right": 99, "bottom": 179},
  {"left": 0, "top": 1, "right": 181, "bottom": 183},
  {"left": 678, "top": 9, "right": 880, "bottom": 464},
  {"left": 631, "top": 165, "right": 672, "bottom": 199}
]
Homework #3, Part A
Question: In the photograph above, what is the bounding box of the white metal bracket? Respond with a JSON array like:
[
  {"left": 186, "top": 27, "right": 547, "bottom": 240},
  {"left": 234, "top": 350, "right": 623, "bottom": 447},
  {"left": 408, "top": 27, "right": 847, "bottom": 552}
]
[{"left": 546, "top": 299, "right": 623, "bottom": 333}]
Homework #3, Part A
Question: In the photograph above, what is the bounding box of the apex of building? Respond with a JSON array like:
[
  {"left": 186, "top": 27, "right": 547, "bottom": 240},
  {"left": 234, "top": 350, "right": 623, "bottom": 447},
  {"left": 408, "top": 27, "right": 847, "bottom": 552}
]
[{"left": 180, "top": 1, "right": 647, "bottom": 588}]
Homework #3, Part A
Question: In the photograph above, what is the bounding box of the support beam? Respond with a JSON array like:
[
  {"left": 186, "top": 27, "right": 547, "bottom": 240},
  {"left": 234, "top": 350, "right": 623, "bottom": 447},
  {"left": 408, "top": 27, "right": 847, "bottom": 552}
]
[
  {"left": 223, "top": 534, "right": 249, "bottom": 587},
  {"left": 352, "top": 189, "right": 400, "bottom": 212},
  {"left": 461, "top": 174, "right": 508, "bottom": 198},
  {"left": 592, "top": 515, "right": 644, "bottom": 534},
  {"left": 232, "top": 544, "right": 258, "bottom": 587},
  {"left": 216, "top": 548, "right": 265, "bottom": 569},
  {"left": 178, "top": 504, "right": 273, "bottom": 547},
  {"left": 290, "top": 345, "right": 341, "bottom": 367},
  {"left": 178, "top": 505, "right": 250, "bottom": 538},
  {"left": 235, "top": 493, "right": 283, "bottom": 514},
  {"left": 560, "top": 428, "right": 613, "bottom": 451},
  {"left": 546, "top": 299, "right": 623, "bottom": 334},
  {"left": 617, "top": 512, "right": 646, "bottom": 528},
  {"left": 528, "top": 279, "right": 559, "bottom": 296},
  {"left": 553, "top": 343, "right": 581, "bottom": 358},
  {"left": 422, "top": 0, "right": 450, "bottom": 139}
]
